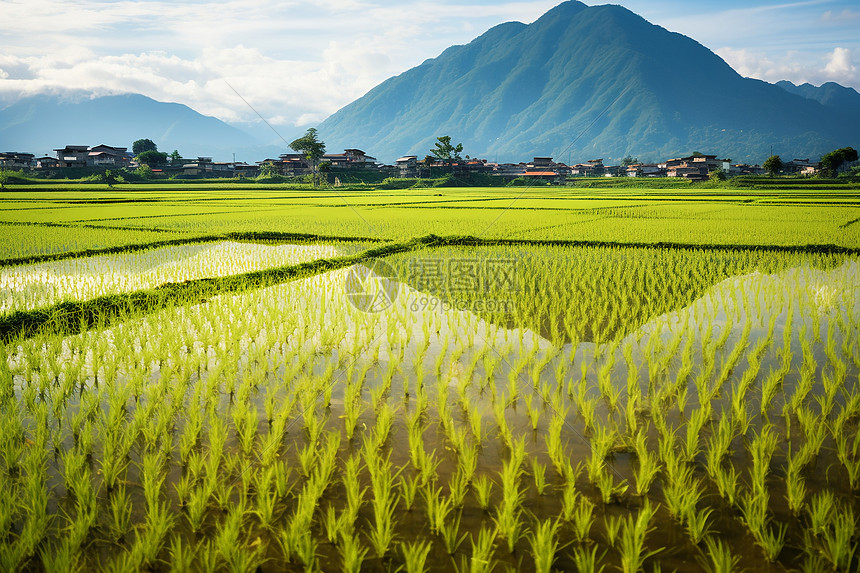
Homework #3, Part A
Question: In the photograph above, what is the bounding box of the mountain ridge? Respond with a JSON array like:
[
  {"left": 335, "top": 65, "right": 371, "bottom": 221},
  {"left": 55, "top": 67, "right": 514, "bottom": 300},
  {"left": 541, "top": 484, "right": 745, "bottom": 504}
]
[
  {"left": 0, "top": 92, "right": 287, "bottom": 161},
  {"left": 317, "top": 0, "right": 859, "bottom": 164}
]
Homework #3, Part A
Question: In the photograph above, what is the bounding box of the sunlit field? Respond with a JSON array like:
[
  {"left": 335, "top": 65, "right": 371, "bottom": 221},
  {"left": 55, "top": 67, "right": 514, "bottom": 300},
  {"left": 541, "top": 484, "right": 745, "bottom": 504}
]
[{"left": 1, "top": 185, "right": 859, "bottom": 571}]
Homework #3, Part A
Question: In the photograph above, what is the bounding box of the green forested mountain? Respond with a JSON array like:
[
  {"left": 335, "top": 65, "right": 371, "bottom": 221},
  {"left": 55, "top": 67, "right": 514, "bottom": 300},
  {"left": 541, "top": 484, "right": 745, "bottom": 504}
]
[{"left": 317, "top": 1, "right": 859, "bottom": 164}]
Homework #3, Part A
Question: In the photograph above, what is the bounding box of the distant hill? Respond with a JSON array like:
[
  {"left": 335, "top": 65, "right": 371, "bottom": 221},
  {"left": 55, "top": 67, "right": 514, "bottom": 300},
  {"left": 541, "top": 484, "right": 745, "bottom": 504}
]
[
  {"left": 0, "top": 93, "right": 285, "bottom": 161},
  {"left": 776, "top": 81, "right": 860, "bottom": 124},
  {"left": 317, "top": 0, "right": 860, "bottom": 164}
]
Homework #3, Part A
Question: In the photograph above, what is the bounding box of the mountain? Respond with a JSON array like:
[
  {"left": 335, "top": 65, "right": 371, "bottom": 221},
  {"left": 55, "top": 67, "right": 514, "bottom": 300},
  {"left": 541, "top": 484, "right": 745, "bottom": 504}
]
[
  {"left": 776, "top": 80, "right": 860, "bottom": 124},
  {"left": 0, "top": 93, "right": 285, "bottom": 161},
  {"left": 317, "top": 1, "right": 860, "bottom": 164}
]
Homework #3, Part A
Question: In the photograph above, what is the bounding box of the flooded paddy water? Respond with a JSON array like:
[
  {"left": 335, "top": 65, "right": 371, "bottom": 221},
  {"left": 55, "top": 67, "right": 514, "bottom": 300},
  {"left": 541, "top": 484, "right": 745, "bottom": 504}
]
[{"left": 1, "top": 243, "right": 858, "bottom": 571}]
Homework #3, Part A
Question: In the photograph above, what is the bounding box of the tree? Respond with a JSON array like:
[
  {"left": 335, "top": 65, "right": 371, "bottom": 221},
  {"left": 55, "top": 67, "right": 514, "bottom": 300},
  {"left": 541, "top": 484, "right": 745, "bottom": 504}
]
[
  {"left": 431, "top": 136, "right": 463, "bottom": 165},
  {"left": 709, "top": 168, "right": 726, "bottom": 182},
  {"left": 422, "top": 155, "right": 435, "bottom": 178},
  {"left": 763, "top": 155, "right": 783, "bottom": 176},
  {"left": 102, "top": 169, "right": 117, "bottom": 187},
  {"left": 620, "top": 155, "right": 639, "bottom": 167},
  {"left": 318, "top": 161, "right": 332, "bottom": 184},
  {"left": 135, "top": 164, "right": 153, "bottom": 180},
  {"left": 289, "top": 128, "right": 326, "bottom": 187},
  {"left": 169, "top": 150, "right": 183, "bottom": 165},
  {"left": 136, "top": 150, "right": 169, "bottom": 166},
  {"left": 133, "top": 139, "right": 157, "bottom": 155},
  {"left": 820, "top": 147, "right": 858, "bottom": 177},
  {"left": 258, "top": 161, "right": 279, "bottom": 179}
]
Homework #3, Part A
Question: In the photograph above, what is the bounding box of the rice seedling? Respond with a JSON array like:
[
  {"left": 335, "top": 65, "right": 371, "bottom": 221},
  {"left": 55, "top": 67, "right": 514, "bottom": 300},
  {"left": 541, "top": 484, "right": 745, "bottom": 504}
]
[
  {"left": 492, "top": 484, "right": 526, "bottom": 553},
  {"left": 696, "top": 536, "right": 740, "bottom": 573},
  {"left": 685, "top": 506, "right": 714, "bottom": 545},
  {"left": 740, "top": 490, "right": 786, "bottom": 562},
  {"left": 617, "top": 500, "right": 661, "bottom": 573},
  {"left": 528, "top": 518, "right": 561, "bottom": 573},
  {"left": 399, "top": 472, "right": 420, "bottom": 511},
  {"left": 339, "top": 531, "right": 369, "bottom": 573},
  {"left": 108, "top": 484, "right": 133, "bottom": 541},
  {"left": 808, "top": 491, "right": 836, "bottom": 537},
  {"left": 571, "top": 544, "right": 606, "bottom": 573},
  {"left": 167, "top": 535, "right": 197, "bottom": 573},
  {"left": 400, "top": 540, "right": 433, "bottom": 573},
  {"left": 818, "top": 505, "right": 857, "bottom": 571},
  {"left": 424, "top": 484, "right": 454, "bottom": 536},
  {"left": 594, "top": 468, "right": 629, "bottom": 505},
  {"left": 571, "top": 496, "right": 595, "bottom": 543},
  {"left": 472, "top": 474, "right": 494, "bottom": 511},
  {"left": 531, "top": 458, "right": 548, "bottom": 495},
  {"left": 604, "top": 513, "right": 622, "bottom": 547},
  {"left": 440, "top": 512, "right": 469, "bottom": 555},
  {"left": 469, "top": 525, "right": 498, "bottom": 573},
  {"left": 632, "top": 429, "right": 660, "bottom": 496}
]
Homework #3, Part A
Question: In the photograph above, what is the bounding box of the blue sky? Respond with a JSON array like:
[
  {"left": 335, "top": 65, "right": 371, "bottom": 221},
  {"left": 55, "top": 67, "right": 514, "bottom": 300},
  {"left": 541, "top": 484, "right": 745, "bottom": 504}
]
[{"left": 0, "top": 0, "right": 857, "bottom": 132}]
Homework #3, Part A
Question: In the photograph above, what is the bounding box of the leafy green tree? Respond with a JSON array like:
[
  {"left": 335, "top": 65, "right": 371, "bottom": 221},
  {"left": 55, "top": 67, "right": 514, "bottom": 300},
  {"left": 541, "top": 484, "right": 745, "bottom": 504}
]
[
  {"left": 709, "top": 168, "right": 726, "bottom": 182},
  {"left": 135, "top": 164, "right": 153, "bottom": 180},
  {"left": 132, "top": 139, "right": 157, "bottom": 155},
  {"left": 169, "top": 150, "right": 183, "bottom": 165},
  {"left": 136, "top": 150, "right": 169, "bottom": 166},
  {"left": 620, "top": 155, "right": 639, "bottom": 167},
  {"left": 819, "top": 147, "right": 858, "bottom": 177},
  {"left": 431, "top": 136, "right": 463, "bottom": 165},
  {"left": 763, "top": 155, "right": 783, "bottom": 176},
  {"left": 289, "top": 128, "right": 326, "bottom": 187},
  {"left": 259, "top": 161, "right": 279, "bottom": 178},
  {"left": 318, "top": 161, "right": 332, "bottom": 184},
  {"left": 102, "top": 169, "right": 117, "bottom": 187}
]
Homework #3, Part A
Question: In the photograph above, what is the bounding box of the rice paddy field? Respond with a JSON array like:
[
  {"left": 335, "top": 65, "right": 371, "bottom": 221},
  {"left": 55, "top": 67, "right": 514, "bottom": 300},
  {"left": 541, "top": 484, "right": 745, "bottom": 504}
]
[{"left": 1, "top": 183, "right": 860, "bottom": 572}]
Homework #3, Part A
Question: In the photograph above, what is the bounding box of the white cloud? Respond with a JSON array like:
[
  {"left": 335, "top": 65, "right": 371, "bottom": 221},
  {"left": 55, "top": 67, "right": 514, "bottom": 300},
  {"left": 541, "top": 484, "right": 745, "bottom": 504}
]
[
  {"left": 821, "top": 8, "right": 860, "bottom": 22},
  {"left": 716, "top": 46, "right": 859, "bottom": 88},
  {"left": 0, "top": 0, "right": 560, "bottom": 127},
  {"left": 824, "top": 47, "right": 856, "bottom": 78}
]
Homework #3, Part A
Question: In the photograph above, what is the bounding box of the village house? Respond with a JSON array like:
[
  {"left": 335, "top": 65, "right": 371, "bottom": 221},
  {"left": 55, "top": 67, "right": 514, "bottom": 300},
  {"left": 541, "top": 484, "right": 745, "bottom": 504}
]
[
  {"left": 625, "top": 163, "right": 665, "bottom": 177},
  {"left": 521, "top": 169, "right": 562, "bottom": 183},
  {"left": 258, "top": 154, "right": 311, "bottom": 176},
  {"left": 495, "top": 163, "right": 527, "bottom": 178},
  {"left": 728, "top": 163, "right": 765, "bottom": 176},
  {"left": 570, "top": 159, "right": 605, "bottom": 177},
  {"left": 0, "top": 152, "right": 35, "bottom": 169},
  {"left": 181, "top": 157, "right": 215, "bottom": 176},
  {"left": 87, "top": 144, "right": 131, "bottom": 167},
  {"left": 232, "top": 162, "right": 259, "bottom": 178},
  {"left": 459, "top": 159, "right": 493, "bottom": 175},
  {"left": 395, "top": 156, "right": 418, "bottom": 177},
  {"left": 784, "top": 158, "right": 819, "bottom": 176},
  {"left": 54, "top": 145, "right": 89, "bottom": 168},
  {"left": 665, "top": 154, "right": 730, "bottom": 180},
  {"left": 35, "top": 156, "right": 59, "bottom": 169},
  {"left": 526, "top": 157, "right": 571, "bottom": 177},
  {"left": 323, "top": 149, "right": 378, "bottom": 169},
  {"left": 53, "top": 144, "right": 130, "bottom": 168}
]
